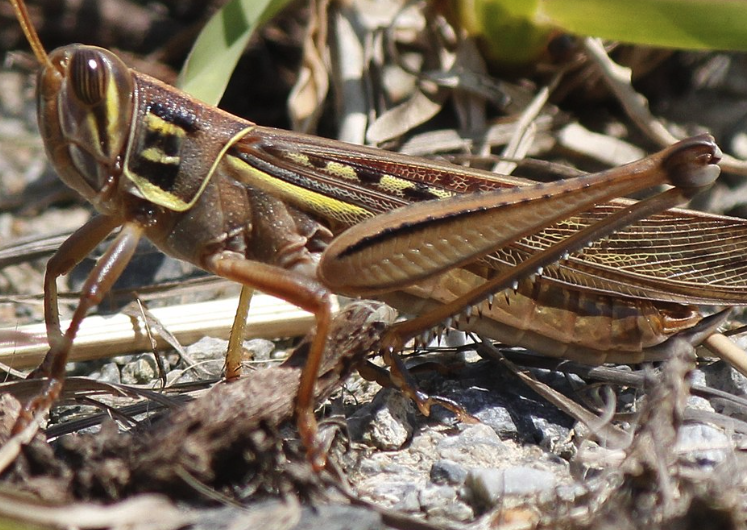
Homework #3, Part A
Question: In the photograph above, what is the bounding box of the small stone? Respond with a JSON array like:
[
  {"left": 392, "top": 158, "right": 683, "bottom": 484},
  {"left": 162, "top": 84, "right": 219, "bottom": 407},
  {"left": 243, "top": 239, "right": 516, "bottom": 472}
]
[
  {"left": 430, "top": 459, "right": 468, "bottom": 485},
  {"left": 348, "top": 388, "right": 415, "bottom": 450},
  {"left": 465, "top": 466, "right": 556, "bottom": 508},
  {"left": 367, "top": 481, "right": 420, "bottom": 511},
  {"left": 120, "top": 354, "right": 158, "bottom": 385},
  {"left": 95, "top": 362, "right": 121, "bottom": 384},
  {"left": 534, "top": 418, "right": 573, "bottom": 458},
  {"left": 686, "top": 394, "right": 714, "bottom": 412},
  {"left": 111, "top": 353, "right": 137, "bottom": 366},
  {"left": 703, "top": 361, "right": 747, "bottom": 397},
  {"left": 437, "top": 424, "right": 508, "bottom": 464},
  {"left": 166, "top": 369, "right": 196, "bottom": 385},
  {"left": 394, "top": 484, "right": 421, "bottom": 513},
  {"left": 556, "top": 483, "right": 587, "bottom": 504},
  {"left": 687, "top": 369, "right": 715, "bottom": 412},
  {"left": 429, "top": 382, "right": 519, "bottom": 437},
  {"left": 182, "top": 336, "right": 229, "bottom": 377},
  {"left": 475, "top": 404, "right": 518, "bottom": 438},
  {"left": 419, "top": 484, "right": 473, "bottom": 521},
  {"left": 185, "top": 337, "right": 229, "bottom": 362},
  {"left": 243, "top": 338, "right": 275, "bottom": 361},
  {"left": 676, "top": 424, "right": 729, "bottom": 467}
]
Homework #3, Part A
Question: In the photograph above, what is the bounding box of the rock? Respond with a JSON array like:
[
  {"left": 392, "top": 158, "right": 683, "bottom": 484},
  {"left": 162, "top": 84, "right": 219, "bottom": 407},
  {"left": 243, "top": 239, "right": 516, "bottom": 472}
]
[
  {"left": 243, "top": 338, "right": 275, "bottom": 361},
  {"left": 184, "top": 337, "right": 229, "bottom": 362},
  {"left": 94, "top": 362, "right": 121, "bottom": 384},
  {"left": 701, "top": 362, "right": 747, "bottom": 421},
  {"left": 426, "top": 359, "right": 574, "bottom": 444},
  {"left": 392, "top": 484, "right": 420, "bottom": 513},
  {"left": 419, "top": 484, "right": 473, "bottom": 521},
  {"left": 430, "top": 459, "right": 468, "bottom": 485},
  {"left": 676, "top": 424, "right": 730, "bottom": 467},
  {"left": 348, "top": 388, "right": 416, "bottom": 450},
  {"left": 437, "top": 424, "right": 508, "bottom": 464},
  {"left": 534, "top": 417, "right": 574, "bottom": 458},
  {"left": 465, "top": 466, "right": 557, "bottom": 509},
  {"left": 703, "top": 360, "right": 747, "bottom": 397},
  {"left": 688, "top": 369, "right": 715, "bottom": 412},
  {"left": 166, "top": 368, "right": 197, "bottom": 385},
  {"left": 120, "top": 354, "right": 158, "bottom": 385},
  {"left": 182, "top": 337, "right": 229, "bottom": 377}
]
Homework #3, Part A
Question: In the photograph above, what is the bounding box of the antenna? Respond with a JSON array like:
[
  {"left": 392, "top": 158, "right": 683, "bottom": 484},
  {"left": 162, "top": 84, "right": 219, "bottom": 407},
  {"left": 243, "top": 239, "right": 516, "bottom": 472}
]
[{"left": 9, "top": 0, "right": 53, "bottom": 69}]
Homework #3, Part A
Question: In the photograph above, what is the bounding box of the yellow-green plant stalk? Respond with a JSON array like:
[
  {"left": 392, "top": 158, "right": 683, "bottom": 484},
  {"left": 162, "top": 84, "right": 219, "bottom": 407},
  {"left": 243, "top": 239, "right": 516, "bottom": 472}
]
[{"left": 449, "top": 0, "right": 747, "bottom": 64}]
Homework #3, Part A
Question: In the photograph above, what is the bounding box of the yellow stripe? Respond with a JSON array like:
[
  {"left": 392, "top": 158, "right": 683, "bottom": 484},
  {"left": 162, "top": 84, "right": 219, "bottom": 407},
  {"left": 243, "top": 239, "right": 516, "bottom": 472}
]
[
  {"left": 324, "top": 161, "right": 359, "bottom": 180},
  {"left": 376, "top": 174, "right": 453, "bottom": 199},
  {"left": 140, "top": 146, "right": 180, "bottom": 165},
  {"left": 105, "top": 75, "right": 121, "bottom": 143},
  {"left": 128, "top": 177, "right": 190, "bottom": 210},
  {"left": 224, "top": 155, "right": 373, "bottom": 226},
  {"left": 285, "top": 152, "right": 313, "bottom": 167},
  {"left": 422, "top": 187, "right": 452, "bottom": 199},
  {"left": 144, "top": 112, "right": 186, "bottom": 137}
]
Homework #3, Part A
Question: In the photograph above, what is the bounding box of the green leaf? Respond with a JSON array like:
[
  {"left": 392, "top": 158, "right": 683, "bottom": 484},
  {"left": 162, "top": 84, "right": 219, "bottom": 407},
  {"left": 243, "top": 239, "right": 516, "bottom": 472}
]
[
  {"left": 453, "top": 0, "right": 747, "bottom": 64},
  {"left": 543, "top": 0, "right": 747, "bottom": 52},
  {"left": 177, "top": 0, "right": 291, "bottom": 105},
  {"left": 455, "top": 0, "right": 547, "bottom": 64}
]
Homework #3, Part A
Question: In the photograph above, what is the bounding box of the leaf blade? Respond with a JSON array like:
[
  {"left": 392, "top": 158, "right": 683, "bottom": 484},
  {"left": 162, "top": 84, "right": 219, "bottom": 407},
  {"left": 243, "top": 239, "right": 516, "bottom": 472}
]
[{"left": 177, "top": 0, "right": 291, "bottom": 105}]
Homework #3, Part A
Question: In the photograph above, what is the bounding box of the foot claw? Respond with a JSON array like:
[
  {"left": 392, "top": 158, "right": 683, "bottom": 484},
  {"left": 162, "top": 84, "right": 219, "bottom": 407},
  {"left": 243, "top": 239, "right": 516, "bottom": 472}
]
[
  {"left": 307, "top": 443, "right": 327, "bottom": 472},
  {"left": 297, "top": 407, "right": 328, "bottom": 471}
]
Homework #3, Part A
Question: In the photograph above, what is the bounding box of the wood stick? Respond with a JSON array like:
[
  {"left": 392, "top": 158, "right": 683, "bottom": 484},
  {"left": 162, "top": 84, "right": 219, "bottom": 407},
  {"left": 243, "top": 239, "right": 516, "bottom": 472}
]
[{"left": 0, "top": 294, "right": 338, "bottom": 369}]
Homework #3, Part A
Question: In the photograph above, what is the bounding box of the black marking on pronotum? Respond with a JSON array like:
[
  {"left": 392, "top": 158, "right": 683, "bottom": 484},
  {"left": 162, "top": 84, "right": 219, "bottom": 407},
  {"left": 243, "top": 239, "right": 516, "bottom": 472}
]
[
  {"left": 149, "top": 102, "right": 199, "bottom": 134},
  {"left": 128, "top": 106, "right": 190, "bottom": 193},
  {"left": 143, "top": 125, "right": 182, "bottom": 159},
  {"left": 129, "top": 156, "right": 180, "bottom": 192}
]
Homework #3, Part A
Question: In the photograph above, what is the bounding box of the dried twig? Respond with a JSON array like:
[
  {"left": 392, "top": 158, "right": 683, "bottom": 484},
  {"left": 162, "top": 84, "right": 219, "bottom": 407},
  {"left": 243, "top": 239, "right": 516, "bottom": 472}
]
[{"left": 0, "top": 294, "right": 333, "bottom": 370}]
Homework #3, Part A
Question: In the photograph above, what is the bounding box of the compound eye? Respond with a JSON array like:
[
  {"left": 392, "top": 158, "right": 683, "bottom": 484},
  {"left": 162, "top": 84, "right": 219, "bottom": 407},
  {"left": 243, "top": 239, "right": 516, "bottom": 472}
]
[{"left": 69, "top": 49, "right": 108, "bottom": 105}]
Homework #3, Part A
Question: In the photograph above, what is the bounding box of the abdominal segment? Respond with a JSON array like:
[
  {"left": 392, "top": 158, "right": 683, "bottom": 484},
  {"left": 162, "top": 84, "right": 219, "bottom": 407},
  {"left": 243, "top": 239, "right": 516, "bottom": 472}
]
[{"left": 381, "top": 266, "right": 702, "bottom": 365}]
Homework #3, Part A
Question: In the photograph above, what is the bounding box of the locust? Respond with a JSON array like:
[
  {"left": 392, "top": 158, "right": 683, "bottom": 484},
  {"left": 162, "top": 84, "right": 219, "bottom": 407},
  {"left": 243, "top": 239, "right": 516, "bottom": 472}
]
[{"left": 8, "top": 0, "right": 746, "bottom": 466}]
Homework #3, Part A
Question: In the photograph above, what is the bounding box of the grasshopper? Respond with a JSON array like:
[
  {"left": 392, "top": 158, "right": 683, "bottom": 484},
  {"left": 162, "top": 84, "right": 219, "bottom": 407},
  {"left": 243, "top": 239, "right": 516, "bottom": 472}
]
[{"left": 8, "top": 0, "right": 743, "bottom": 465}]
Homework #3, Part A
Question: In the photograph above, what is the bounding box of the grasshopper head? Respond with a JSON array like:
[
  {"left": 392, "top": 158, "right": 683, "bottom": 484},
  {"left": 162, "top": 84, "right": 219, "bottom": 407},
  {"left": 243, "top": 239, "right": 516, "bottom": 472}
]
[{"left": 37, "top": 45, "right": 134, "bottom": 214}]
